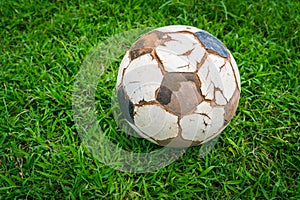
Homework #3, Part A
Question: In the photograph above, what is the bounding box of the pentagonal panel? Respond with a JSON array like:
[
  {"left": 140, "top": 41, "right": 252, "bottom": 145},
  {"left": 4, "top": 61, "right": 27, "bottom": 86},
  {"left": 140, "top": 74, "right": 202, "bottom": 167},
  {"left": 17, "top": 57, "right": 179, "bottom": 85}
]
[{"left": 194, "top": 30, "right": 229, "bottom": 58}]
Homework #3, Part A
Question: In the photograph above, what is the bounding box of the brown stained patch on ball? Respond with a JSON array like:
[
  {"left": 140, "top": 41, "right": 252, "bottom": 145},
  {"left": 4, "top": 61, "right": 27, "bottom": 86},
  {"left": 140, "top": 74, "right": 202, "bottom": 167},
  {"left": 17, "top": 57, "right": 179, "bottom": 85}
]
[
  {"left": 129, "top": 30, "right": 173, "bottom": 60},
  {"left": 129, "top": 48, "right": 153, "bottom": 60},
  {"left": 223, "top": 87, "right": 240, "bottom": 125},
  {"left": 156, "top": 72, "right": 204, "bottom": 116}
]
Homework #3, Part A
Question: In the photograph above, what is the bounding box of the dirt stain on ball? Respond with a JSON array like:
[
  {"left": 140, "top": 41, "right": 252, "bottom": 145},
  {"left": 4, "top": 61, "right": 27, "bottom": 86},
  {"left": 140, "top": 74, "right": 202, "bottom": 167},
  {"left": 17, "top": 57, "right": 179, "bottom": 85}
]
[{"left": 129, "top": 30, "right": 173, "bottom": 60}]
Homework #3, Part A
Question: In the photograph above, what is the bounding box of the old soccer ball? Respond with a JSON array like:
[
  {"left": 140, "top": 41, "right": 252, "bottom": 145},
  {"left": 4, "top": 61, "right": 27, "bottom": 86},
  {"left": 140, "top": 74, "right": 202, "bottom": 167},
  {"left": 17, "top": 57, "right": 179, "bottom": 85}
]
[{"left": 116, "top": 25, "right": 240, "bottom": 148}]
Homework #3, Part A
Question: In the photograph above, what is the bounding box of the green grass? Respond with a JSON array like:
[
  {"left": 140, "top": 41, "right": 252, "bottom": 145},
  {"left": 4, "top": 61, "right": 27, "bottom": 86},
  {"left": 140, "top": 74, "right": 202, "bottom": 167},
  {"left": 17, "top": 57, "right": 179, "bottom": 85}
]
[{"left": 1, "top": 0, "right": 299, "bottom": 199}]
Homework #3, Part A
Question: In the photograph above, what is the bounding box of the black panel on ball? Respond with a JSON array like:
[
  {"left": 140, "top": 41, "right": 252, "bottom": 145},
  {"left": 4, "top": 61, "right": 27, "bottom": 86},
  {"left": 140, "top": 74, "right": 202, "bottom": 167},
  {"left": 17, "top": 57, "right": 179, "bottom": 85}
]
[
  {"left": 195, "top": 31, "right": 229, "bottom": 58},
  {"left": 117, "top": 86, "right": 135, "bottom": 123}
]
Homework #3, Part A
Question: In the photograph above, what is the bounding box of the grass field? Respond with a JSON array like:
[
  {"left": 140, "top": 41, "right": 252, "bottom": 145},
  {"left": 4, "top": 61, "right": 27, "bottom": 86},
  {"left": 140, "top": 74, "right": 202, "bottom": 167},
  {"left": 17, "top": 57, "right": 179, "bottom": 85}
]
[{"left": 1, "top": 0, "right": 299, "bottom": 199}]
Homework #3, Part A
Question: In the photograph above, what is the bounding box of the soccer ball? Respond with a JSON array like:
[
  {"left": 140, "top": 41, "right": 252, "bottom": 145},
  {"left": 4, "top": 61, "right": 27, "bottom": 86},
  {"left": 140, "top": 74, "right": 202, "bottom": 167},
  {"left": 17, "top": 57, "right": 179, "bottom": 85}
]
[{"left": 116, "top": 25, "right": 240, "bottom": 148}]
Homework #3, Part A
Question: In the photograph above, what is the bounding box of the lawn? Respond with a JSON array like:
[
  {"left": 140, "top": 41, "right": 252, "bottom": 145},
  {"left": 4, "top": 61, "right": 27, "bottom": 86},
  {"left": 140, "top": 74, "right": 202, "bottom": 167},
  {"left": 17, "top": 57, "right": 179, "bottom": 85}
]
[{"left": 0, "top": 0, "right": 299, "bottom": 199}]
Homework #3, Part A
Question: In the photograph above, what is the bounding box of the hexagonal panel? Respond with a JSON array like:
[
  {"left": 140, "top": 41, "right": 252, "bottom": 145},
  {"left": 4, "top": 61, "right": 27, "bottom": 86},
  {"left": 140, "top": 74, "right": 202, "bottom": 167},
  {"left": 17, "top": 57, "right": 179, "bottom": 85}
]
[{"left": 123, "top": 53, "right": 163, "bottom": 104}]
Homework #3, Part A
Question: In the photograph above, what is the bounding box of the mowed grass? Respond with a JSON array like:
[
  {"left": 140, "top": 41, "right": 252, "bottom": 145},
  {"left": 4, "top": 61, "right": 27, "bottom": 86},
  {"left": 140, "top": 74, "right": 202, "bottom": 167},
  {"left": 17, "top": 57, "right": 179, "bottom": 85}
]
[{"left": 0, "top": 0, "right": 299, "bottom": 199}]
